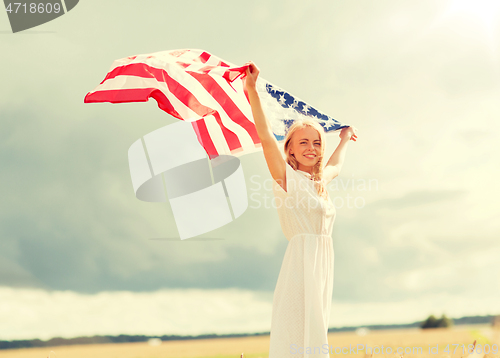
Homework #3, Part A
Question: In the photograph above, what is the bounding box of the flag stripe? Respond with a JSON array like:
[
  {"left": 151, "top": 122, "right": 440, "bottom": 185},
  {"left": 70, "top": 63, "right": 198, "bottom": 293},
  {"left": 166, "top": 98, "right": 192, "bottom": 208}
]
[
  {"left": 88, "top": 76, "right": 202, "bottom": 121},
  {"left": 100, "top": 63, "right": 207, "bottom": 117},
  {"left": 211, "top": 112, "right": 241, "bottom": 153},
  {"left": 187, "top": 71, "right": 261, "bottom": 146},
  {"left": 191, "top": 119, "right": 219, "bottom": 159},
  {"left": 176, "top": 61, "right": 190, "bottom": 68},
  {"left": 196, "top": 52, "right": 211, "bottom": 63},
  {"left": 85, "top": 88, "right": 182, "bottom": 119},
  {"left": 101, "top": 64, "right": 251, "bottom": 153},
  {"left": 161, "top": 66, "right": 257, "bottom": 152},
  {"left": 98, "top": 64, "right": 243, "bottom": 151},
  {"left": 201, "top": 114, "right": 232, "bottom": 155},
  {"left": 113, "top": 60, "right": 254, "bottom": 152},
  {"left": 198, "top": 65, "right": 217, "bottom": 74},
  {"left": 210, "top": 73, "right": 254, "bottom": 127}
]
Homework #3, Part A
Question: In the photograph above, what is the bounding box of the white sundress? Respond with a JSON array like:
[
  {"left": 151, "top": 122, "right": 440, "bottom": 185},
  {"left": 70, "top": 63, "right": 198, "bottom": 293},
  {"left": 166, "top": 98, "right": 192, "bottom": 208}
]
[{"left": 269, "top": 161, "right": 336, "bottom": 358}]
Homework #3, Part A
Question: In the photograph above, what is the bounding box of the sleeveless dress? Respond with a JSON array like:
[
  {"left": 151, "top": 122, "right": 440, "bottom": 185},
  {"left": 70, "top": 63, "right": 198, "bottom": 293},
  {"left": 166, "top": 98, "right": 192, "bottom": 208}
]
[{"left": 269, "top": 161, "right": 336, "bottom": 358}]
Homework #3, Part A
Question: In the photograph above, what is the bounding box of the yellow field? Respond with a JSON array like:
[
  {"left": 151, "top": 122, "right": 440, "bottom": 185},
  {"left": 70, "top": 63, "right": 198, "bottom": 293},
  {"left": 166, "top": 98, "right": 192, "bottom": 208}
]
[{"left": 1, "top": 326, "right": 499, "bottom": 358}]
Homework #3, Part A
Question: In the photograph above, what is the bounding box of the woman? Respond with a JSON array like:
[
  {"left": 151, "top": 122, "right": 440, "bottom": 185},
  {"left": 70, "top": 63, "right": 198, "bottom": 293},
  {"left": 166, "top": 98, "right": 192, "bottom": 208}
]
[{"left": 243, "top": 61, "right": 358, "bottom": 358}]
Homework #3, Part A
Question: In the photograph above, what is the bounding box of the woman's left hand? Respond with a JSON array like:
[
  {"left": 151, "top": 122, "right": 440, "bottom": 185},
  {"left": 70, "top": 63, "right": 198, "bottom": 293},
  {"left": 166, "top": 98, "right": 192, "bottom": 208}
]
[{"left": 339, "top": 126, "right": 358, "bottom": 141}]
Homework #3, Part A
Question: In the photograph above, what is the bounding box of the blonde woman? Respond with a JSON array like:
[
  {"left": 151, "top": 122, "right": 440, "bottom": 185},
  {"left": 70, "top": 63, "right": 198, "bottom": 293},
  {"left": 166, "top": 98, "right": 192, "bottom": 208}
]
[{"left": 243, "top": 61, "right": 358, "bottom": 358}]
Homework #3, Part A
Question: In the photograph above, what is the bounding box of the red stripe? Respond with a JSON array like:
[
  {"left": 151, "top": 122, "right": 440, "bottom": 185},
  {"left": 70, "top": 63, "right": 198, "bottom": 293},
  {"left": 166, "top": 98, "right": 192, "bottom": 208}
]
[
  {"left": 211, "top": 111, "right": 241, "bottom": 152},
  {"left": 197, "top": 65, "right": 217, "bottom": 74},
  {"left": 84, "top": 88, "right": 182, "bottom": 119},
  {"left": 242, "top": 86, "right": 250, "bottom": 104},
  {"left": 101, "top": 64, "right": 214, "bottom": 117},
  {"left": 194, "top": 52, "right": 211, "bottom": 63},
  {"left": 92, "top": 63, "right": 242, "bottom": 152},
  {"left": 223, "top": 65, "right": 248, "bottom": 82},
  {"left": 85, "top": 87, "right": 220, "bottom": 158},
  {"left": 187, "top": 71, "right": 261, "bottom": 146},
  {"left": 191, "top": 119, "right": 219, "bottom": 159}
]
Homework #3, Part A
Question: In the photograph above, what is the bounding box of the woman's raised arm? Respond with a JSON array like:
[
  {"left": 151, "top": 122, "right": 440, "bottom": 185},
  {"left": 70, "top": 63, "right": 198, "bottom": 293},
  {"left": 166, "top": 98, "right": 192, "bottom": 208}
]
[
  {"left": 243, "top": 62, "right": 287, "bottom": 191},
  {"left": 323, "top": 126, "right": 358, "bottom": 184}
]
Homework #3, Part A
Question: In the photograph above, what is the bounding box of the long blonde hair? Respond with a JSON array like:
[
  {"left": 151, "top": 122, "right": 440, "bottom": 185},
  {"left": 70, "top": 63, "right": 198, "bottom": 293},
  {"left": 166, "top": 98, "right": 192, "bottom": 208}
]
[{"left": 284, "top": 119, "right": 328, "bottom": 200}]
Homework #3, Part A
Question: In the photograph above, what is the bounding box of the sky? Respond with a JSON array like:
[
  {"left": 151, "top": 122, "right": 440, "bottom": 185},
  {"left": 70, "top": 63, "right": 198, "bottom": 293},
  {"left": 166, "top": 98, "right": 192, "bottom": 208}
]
[{"left": 1, "top": 0, "right": 499, "bottom": 341}]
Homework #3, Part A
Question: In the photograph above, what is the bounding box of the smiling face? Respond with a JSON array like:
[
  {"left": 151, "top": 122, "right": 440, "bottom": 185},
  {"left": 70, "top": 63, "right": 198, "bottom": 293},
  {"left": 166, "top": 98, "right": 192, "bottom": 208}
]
[{"left": 289, "top": 126, "right": 322, "bottom": 172}]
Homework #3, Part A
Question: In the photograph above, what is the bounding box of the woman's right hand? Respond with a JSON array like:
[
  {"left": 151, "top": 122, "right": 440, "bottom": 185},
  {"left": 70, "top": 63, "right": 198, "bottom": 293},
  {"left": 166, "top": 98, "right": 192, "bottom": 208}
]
[{"left": 243, "top": 61, "right": 260, "bottom": 91}]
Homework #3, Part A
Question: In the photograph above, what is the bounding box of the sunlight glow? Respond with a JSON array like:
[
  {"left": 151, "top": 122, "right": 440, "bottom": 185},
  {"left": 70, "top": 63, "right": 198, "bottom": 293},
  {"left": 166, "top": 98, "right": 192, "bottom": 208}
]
[{"left": 444, "top": 0, "right": 500, "bottom": 33}]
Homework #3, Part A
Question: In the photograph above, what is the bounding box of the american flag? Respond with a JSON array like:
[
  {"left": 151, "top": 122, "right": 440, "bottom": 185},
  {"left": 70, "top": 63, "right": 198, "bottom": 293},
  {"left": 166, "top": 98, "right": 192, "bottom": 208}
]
[{"left": 84, "top": 49, "right": 348, "bottom": 159}]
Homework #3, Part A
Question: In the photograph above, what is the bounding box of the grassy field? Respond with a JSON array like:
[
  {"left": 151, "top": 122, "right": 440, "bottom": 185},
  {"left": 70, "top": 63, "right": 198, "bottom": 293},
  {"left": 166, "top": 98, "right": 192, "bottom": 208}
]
[{"left": 1, "top": 326, "right": 498, "bottom": 358}]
